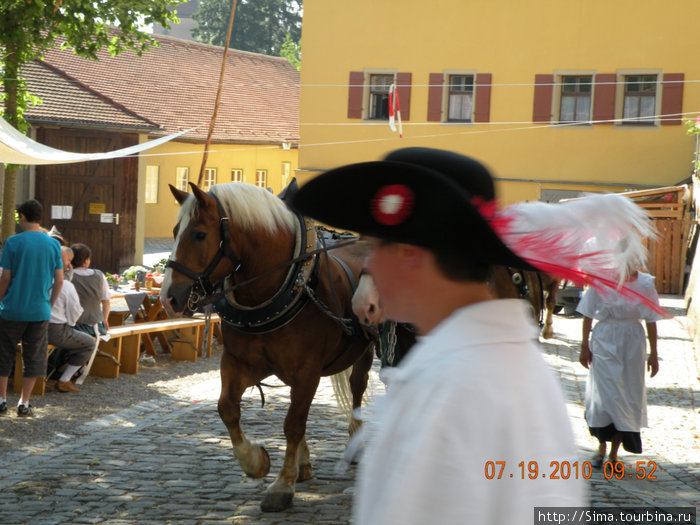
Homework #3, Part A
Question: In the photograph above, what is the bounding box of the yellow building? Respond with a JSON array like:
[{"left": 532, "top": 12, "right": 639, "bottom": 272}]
[
  {"left": 40, "top": 33, "right": 299, "bottom": 246},
  {"left": 298, "top": 0, "right": 699, "bottom": 204},
  {"left": 141, "top": 141, "right": 297, "bottom": 236}
]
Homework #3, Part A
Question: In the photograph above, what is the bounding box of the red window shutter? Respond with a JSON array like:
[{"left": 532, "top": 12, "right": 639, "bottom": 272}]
[
  {"left": 661, "top": 73, "right": 684, "bottom": 125},
  {"left": 396, "top": 72, "right": 412, "bottom": 121},
  {"left": 592, "top": 74, "right": 616, "bottom": 124},
  {"left": 532, "top": 74, "right": 553, "bottom": 123},
  {"left": 474, "top": 73, "right": 492, "bottom": 123},
  {"left": 347, "top": 71, "right": 364, "bottom": 119},
  {"left": 427, "top": 73, "right": 443, "bottom": 122}
]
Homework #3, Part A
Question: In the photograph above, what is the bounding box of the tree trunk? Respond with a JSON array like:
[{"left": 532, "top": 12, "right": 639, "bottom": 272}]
[{"left": 2, "top": 43, "right": 20, "bottom": 242}]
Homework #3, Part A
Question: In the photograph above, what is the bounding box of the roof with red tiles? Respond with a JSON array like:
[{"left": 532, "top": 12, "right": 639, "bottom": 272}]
[
  {"left": 38, "top": 33, "right": 300, "bottom": 144},
  {"left": 20, "top": 60, "right": 160, "bottom": 131}
]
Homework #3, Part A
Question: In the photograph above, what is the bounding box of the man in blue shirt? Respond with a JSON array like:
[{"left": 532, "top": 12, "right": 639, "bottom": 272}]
[{"left": 0, "top": 199, "right": 63, "bottom": 416}]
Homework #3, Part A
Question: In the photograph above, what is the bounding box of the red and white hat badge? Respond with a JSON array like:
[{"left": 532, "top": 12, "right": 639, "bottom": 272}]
[{"left": 371, "top": 184, "right": 415, "bottom": 226}]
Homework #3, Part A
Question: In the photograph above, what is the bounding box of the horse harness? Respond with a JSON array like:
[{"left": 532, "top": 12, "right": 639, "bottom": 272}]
[
  {"left": 506, "top": 267, "right": 545, "bottom": 328},
  {"left": 167, "top": 191, "right": 362, "bottom": 336}
]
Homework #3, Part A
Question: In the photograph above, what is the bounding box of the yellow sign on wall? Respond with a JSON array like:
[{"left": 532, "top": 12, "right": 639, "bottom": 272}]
[{"left": 89, "top": 203, "right": 106, "bottom": 215}]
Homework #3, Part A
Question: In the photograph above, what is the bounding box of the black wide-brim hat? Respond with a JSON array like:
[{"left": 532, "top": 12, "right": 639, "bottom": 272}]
[{"left": 291, "top": 147, "right": 532, "bottom": 269}]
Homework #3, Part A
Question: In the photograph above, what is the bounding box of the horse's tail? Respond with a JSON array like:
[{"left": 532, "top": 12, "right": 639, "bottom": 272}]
[
  {"left": 330, "top": 368, "right": 354, "bottom": 423},
  {"left": 329, "top": 365, "right": 373, "bottom": 433}
]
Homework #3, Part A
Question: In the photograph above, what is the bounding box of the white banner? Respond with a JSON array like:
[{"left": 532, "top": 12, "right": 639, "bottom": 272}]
[{"left": 0, "top": 118, "right": 194, "bottom": 165}]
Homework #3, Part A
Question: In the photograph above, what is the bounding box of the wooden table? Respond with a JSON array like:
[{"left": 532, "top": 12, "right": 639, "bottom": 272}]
[{"left": 109, "top": 286, "right": 172, "bottom": 355}]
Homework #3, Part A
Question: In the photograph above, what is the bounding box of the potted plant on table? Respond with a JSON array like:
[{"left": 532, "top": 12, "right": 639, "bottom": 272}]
[{"left": 106, "top": 273, "right": 120, "bottom": 291}]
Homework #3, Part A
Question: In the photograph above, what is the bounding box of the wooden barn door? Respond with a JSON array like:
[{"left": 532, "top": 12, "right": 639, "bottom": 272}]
[{"left": 34, "top": 128, "right": 139, "bottom": 274}]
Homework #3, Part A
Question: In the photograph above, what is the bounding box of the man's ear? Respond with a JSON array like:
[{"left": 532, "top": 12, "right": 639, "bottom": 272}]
[{"left": 397, "top": 243, "right": 428, "bottom": 269}]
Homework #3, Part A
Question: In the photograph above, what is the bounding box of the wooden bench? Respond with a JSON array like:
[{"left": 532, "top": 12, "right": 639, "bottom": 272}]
[
  {"left": 107, "top": 308, "right": 131, "bottom": 327},
  {"left": 193, "top": 312, "right": 222, "bottom": 359},
  {"left": 13, "top": 344, "right": 58, "bottom": 396},
  {"left": 90, "top": 314, "right": 222, "bottom": 378}
]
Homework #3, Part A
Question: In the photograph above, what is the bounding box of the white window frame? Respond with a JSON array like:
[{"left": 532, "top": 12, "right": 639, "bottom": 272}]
[
  {"left": 175, "top": 166, "right": 189, "bottom": 192},
  {"left": 231, "top": 168, "right": 243, "bottom": 183},
  {"left": 203, "top": 168, "right": 217, "bottom": 191},
  {"left": 281, "top": 162, "right": 291, "bottom": 187},
  {"left": 255, "top": 169, "right": 267, "bottom": 188},
  {"left": 145, "top": 165, "right": 159, "bottom": 204}
]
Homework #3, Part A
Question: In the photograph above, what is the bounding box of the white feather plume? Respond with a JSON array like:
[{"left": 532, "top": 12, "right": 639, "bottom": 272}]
[{"left": 494, "top": 193, "right": 657, "bottom": 285}]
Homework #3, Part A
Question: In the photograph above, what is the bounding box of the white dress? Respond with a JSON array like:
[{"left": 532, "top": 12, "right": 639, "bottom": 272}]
[
  {"left": 353, "top": 299, "right": 585, "bottom": 525},
  {"left": 576, "top": 273, "right": 662, "bottom": 441}
]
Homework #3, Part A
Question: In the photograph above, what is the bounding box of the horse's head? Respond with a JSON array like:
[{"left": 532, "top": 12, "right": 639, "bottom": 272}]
[
  {"left": 352, "top": 272, "right": 386, "bottom": 326},
  {"left": 161, "top": 182, "right": 240, "bottom": 316}
]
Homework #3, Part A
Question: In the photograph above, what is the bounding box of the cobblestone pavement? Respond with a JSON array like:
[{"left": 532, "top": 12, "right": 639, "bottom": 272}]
[{"left": 0, "top": 296, "right": 697, "bottom": 524}]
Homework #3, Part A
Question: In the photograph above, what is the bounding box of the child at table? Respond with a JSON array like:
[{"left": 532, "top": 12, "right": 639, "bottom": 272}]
[{"left": 70, "top": 243, "right": 110, "bottom": 336}]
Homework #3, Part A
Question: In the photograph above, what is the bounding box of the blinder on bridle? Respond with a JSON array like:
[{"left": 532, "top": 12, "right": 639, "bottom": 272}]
[{"left": 166, "top": 191, "right": 241, "bottom": 310}]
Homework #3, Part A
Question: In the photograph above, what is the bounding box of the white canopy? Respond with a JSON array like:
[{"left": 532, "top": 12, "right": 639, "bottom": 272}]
[{"left": 0, "top": 118, "right": 193, "bottom": 165}]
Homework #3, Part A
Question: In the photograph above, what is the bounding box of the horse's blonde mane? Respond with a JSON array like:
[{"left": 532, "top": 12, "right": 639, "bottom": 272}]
[{"left": 176, "top": 183, "right": 297, "bottom": 235}]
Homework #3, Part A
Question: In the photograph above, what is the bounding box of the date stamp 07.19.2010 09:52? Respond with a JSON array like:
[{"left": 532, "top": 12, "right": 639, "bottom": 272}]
[{"left": 483, "top": 460, "right": 658, "bottom": 481}]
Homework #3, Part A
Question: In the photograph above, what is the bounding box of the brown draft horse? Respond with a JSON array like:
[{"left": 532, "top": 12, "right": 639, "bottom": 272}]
[
  {"left": 160, "top": 182, "right": 374, "bottom": 512},
  {"left": 353, "top": 267, "right": 560, "bottom": 366}
]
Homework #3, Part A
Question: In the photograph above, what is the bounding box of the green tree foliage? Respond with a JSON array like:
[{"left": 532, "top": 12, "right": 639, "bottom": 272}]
[
  {"left": 280, "top": 33, "right": 301, "bottom": 70},
  {"left": 192, "top": 0, "right": 302, "bottom": 56},
  {"left": 0, "top": 0, "right": 182, "bottom": 241}
]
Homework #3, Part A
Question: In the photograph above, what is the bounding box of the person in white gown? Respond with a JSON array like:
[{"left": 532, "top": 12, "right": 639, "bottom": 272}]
[{"left": 577, "top": 269, "right": 663, "bottom": 467}]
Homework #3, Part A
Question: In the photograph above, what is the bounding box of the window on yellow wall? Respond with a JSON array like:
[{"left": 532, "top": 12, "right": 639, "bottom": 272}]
[
  {"left": 281, "top": 162, "right": 291, "bottom": 187},
  {"left": 559, "top": 76, "right": 592, "bottom": 123},
  {"left": 623, "top": 75, "right": 657, "bottom": 125},
  {"left": 255, "top": 169, "right": 267, "bottom": 188},
  {"left": 176, "top": 167, "right": 189, "bottom": 192},
  {"left": 231, "top": 169, "right": 243, "bottom": 183},
  {"left": 203, "top": 168, "right": 217, "bottom": 191},
  {"left": 447, "top": 75, "right": 474, "bottom": 122},
  {"left": 368, "top": 74, "right": 393, "bottom": 120},
  {"left": 145, "top": 165, "right": 159, "bottom": 204}
]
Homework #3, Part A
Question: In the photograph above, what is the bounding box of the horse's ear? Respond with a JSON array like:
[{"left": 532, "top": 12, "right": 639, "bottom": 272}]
[
  {"left": 169, "top": 184, "right": 189, "bottom": 205},
  {"left": 190, "top": 182, "right": 207, "bottom": 208},
  {"left": 189, "top": 182, "right": 209, "bottom": 208}
]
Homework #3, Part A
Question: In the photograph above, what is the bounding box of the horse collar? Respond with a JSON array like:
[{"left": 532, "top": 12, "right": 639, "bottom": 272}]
[{"left": 213, "top": 214, "right": 318, "bottom": 334}]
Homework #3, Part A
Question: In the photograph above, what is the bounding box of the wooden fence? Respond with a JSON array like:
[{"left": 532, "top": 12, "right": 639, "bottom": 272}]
[{"left": 621, "top": 186, "right": 694, "bottom": 294}]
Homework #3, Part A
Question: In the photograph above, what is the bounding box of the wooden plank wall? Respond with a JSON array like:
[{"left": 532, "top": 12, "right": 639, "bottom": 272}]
[{"left": 645, "top": 218, "right": 692, "bottom": 294}]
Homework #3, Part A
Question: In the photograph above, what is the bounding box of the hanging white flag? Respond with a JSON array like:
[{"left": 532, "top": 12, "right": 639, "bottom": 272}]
[{"left": 388, "top": 84, "right": 403, "bottom": 138}]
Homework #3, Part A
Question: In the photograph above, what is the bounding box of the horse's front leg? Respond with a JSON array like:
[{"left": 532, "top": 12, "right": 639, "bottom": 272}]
[
  {"left": 261, "top": 377, "right": 320, "bottom": 512},
  {"left": 541, "top": 279, "right": 559, "bottom": 339},
  {"left": 348, "top": 343, "right": 374, "bottom": 435},
  {"left": 218, "top": 351, "right": 271, "bottom": 479}
]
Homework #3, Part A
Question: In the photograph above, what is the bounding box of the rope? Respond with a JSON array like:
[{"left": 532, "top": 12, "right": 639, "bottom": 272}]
[{"left": 197, "top": 0, "right": 238, "bottom": 186}]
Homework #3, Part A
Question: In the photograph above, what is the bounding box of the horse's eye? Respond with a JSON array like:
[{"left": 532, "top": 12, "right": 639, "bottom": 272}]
[{"left": 194, "top": 231, "right": 207, "bottom": 241}]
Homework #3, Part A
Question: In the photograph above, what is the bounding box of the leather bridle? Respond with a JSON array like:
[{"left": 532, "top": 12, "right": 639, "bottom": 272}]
[{"left": 165, "top": 192, "right": 241, "bottom": 309}]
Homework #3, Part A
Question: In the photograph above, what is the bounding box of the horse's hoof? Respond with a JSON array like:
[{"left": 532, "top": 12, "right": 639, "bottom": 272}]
[
  {"left": 261, "top": 488, "right": 294, "bottom": 512},
  {"left": 542, "top": 326, "right": 554, "bottom": 339},
  {"left": 297, "top": 463, "right": 312, "bottom": 482},
  {"left": 348, "top": 418, "right": 362, "bottom": 436},
  {"left": 240, "top": 444, "right": 270, "bottom": 479}
]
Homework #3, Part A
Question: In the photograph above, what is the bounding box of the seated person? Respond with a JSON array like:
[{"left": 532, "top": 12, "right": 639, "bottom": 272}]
[
  {"left": 70, "top": 243, "right": 110, "bottom": 336},
  {"left": 49, "top": 246, "right": 95, "bottom": 393}
]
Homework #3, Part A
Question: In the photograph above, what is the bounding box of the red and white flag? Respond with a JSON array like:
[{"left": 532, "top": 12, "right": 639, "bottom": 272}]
[{"left": 388, "top": 84, "right": 403, "bottom": 138}]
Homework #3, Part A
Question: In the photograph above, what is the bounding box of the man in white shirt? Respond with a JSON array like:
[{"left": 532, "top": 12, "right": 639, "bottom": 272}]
[
  {"left": 292, "top": 148, "right": 586, "bottom": 525},
  {"left": 49, "top": 246, "right": 95, "bottom": 393}
]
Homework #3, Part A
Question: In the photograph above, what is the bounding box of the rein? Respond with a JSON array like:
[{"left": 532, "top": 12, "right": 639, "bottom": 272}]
[
  {"left": 166, "top": 189, "right": 360, "bottom": 313},
  {"left": 193, "top": 236, "right": 358, "bottom": 308}
]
